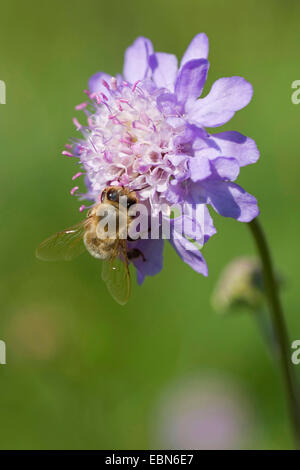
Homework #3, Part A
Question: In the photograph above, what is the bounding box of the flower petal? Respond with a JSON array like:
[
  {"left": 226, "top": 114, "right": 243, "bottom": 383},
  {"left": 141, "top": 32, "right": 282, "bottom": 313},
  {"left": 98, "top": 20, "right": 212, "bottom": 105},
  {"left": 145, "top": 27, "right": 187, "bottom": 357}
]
[
  {"left": 201, "top": 181, "right": 259, "bottom": 222},
  {"left": 167, "top": 154, "right": 189, "bottom": 181},
  {"left": 123, "top": 37, "right": 154, "bottom": 84},
  {"left": 88, "top": 72, "right": 112, "bottom": 94},
  {"left": 189, "top": 156, "right": 212, "bottom": 182},
  {"left": 128, "top": 238, "right": 164, "bottom": 285},
  {"left": 150, "top": 52, "right": 178, "bottom": 92},
  {"left": 169, "top": 234, "right": 208, "bottom": 276},
  {"left": 201, "top": 205, "right": 217, "bottom": 243},
  {"left": 165, "top": 181, "right": 185, "bottom": 204},
  {"left": 172, "top": 209, "right": 216, "bottom": 245},
  {"left": 189, "top": 154, "right": 240, "bottom": 183},
  {"left": 211, "top": 131, "right": 260, "bottom": 167},
  {"left": 156, "top": 92, "right": 178, "bottom": 116},
  {"left": 187, "top": 77, "right": 253, "bottom": 127},
  {"left": 180, "top": 33, "right": 209, "bottom": 67},
  {"left": 175, "top": 59, "right": 209, "bottom": 107},
  {"left": 210, "top": 157, "right": 240, "bottom": 181}
]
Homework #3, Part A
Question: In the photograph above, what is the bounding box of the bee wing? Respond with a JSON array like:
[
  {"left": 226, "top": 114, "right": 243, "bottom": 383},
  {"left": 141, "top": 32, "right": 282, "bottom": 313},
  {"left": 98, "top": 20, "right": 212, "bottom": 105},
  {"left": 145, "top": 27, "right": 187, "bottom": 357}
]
[
  {"left": 36, "top": 220, "right": 88, "bottom": 261},
  {"left": 101, "top": 240, "right": 131, "bottom": 306}
]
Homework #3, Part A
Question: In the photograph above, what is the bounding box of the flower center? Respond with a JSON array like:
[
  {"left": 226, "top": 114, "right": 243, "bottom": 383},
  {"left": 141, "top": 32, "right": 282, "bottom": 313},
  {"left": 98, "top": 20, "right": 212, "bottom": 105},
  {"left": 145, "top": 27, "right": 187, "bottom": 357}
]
[{"left": 71, "top": 78, "right": 188, "bottom": 207}]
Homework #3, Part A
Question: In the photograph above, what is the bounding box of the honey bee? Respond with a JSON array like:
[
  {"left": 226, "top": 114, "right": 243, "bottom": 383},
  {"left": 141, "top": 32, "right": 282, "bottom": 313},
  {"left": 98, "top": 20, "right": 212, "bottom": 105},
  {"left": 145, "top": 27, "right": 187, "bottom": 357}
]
[{"left": 36, "top": 186, "right": 144, "bottom": 305}]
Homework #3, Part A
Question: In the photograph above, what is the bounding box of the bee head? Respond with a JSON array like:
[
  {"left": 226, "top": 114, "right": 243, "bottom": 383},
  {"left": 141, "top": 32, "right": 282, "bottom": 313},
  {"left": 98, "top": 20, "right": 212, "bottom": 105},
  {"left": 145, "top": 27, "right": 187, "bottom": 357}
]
[{"left": 101, "top": 187, "right": 138, "bottom": 208}]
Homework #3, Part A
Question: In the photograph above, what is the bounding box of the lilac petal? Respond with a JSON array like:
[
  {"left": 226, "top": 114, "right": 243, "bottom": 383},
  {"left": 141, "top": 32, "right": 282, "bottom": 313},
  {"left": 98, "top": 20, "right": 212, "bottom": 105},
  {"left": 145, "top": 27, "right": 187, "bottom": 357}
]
[
  {"left": 123, "top": 37, "right": 154, "bottom": 84},
  {"left": 172, "top": 210, "right": 216, "bottom": 245},
  {"left": 189, "top": 155, "right": 239, "bottom": 183},
  {"left": 192, "top": 137, "right": 215, "bottom": 154},
  {"left": 202, "top": 181, "right": 259, "bottom": 222},
  {"left": 151, "top": 52, "right": 178, "bottom": 92},
  {"left": 182, "top": 204, "right": 217, "bottom": 244},
  {"left": 180, "top": 33, "right": 209, "bottom": 68},
  {"left": 165, "top": 181, "right": 185, "bottom": 204},
  {"left": 165, "top": 116, "right": 186, "bottom": 129},
  {"left": 173, "top": 124, "right": 208, "bottom": 156},
  {"left": 210, "top": 157, "right": 240, "bottom": 181},
  {"left": 189, "top": 156, "right": 212, "bottom": 182},
  {"left": 187, "top": 77, "right": 253, "bottom": 127},
  {"left": 189, "top": 154, "right": 240, "bottom": 182},
  {"left": 128, "top": 238, "right": 164, "bottom": 285},
  {"left": 88, "top": 72, "right": 112, "bottom": 94},
  {"left": 201, "top": 205, "right": 217, "bottom": 242},
  {"left": 156, "top": 92, "right": 178, "bottom": 116},
  {"left": 211, "top": 131, "right": 260, "bottom": 167},
  {"left": 177, "top": 123, "right": 207, "bottom": 147},
  {"left": 175, "top": 59, "right": 209, "bottom": 107},
  {"left": 169, "top": 235, "right": 208, "bottom": 276},
  {"left": 167, "top": 154, "right": 189, "bottom": 181}
]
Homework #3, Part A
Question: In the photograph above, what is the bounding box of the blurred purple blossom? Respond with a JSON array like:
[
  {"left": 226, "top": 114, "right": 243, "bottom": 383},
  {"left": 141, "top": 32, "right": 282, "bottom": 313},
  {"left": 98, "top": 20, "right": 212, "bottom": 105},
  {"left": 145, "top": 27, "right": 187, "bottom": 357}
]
[{"left": 152, "top": 374, "right": 255, "bottom": 449}]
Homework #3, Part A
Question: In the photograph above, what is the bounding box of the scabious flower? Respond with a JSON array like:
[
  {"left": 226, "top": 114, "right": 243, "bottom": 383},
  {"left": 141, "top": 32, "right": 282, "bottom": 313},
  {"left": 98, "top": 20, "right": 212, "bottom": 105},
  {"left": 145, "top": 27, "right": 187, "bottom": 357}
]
[{"left": 65, "top": 34, "right": 259, "bottom": 283}]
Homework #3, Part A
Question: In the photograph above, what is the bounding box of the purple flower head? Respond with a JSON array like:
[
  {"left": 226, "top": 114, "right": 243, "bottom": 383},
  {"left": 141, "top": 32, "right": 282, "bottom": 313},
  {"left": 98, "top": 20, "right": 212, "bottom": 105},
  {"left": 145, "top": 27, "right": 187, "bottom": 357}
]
[{"left": 65, "top": 34, "right": 259, "bottom": 282}]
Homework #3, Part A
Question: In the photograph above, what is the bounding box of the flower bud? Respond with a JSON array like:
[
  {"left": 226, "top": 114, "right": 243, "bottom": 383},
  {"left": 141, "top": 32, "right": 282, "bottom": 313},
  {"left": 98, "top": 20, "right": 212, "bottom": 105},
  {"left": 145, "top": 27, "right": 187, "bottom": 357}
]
[{"left": 212, "top": 256, "right": 266, "bottom": 313}]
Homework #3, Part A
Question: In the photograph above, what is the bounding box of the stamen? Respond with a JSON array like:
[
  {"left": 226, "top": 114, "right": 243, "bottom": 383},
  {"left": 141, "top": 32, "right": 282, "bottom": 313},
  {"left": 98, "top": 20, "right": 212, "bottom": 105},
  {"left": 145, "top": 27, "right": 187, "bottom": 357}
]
[
  {"left": 77, "top": 144, "right": 86, "bottom": 154},
  {"left": 132, "top": 120, "right": 147, "bottom": 130},
  {"left": 118, "top": 98, "right": 134, "bottom": 109},
  {"left": 101, "top": 79, "right": 110, "bottom": 90},
  {"left": 72, "top": 117, "right": 82, "bottom": 130},
  {"left": 89, "top": 138, "right": 98, "bottom": 152},
  {"left": 83, "top": 89, "right": 91, "bottom": 98},
  {"left": 109, "top": 116, "right": 123, "bottom": 125},
  {"left": 62, "top": 150, "right": 74, "bottom": 157},
  {"left": 111, "top": 77, "right": 117, "bottom": 91},
  {"left": 70, "top": 186, "right": 79, "bottom": 196},
  {"left": 131, "top": 80, "right": 141, "bottom": 92},
  {"left": 120, "top": 147, "right": 134, "bottom": 155},
  {"left": 120, "top": 137, "right": 132, "bottom": 145},
  {"left": 79, "top": 205, "right": 86, "bottom": 212},
  {"left": 140, "top": 111, "right": 150, "bottom": 125},
  {"left": 103, "top": 150, "right": 112, "bottom": 163},
  {"left": 72, "top": 172, "right": 83, "bottom": 180},
  {"left": 75, "top": 102, "right": 87, "bottom": 111}
]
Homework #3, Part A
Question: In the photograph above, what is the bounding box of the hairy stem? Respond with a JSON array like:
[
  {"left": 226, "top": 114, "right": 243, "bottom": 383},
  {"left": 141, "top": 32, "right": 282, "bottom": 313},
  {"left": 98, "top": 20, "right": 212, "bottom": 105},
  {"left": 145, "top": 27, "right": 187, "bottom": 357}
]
[{"left": 249, "top": 218, "right": 300, "bottom": 448}]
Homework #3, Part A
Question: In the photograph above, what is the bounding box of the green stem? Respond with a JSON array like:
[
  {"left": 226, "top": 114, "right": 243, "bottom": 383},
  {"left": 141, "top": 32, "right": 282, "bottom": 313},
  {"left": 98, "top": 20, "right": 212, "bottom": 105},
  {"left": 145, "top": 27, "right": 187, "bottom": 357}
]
[{"left": 249, "top": 218, "right": 300, "bottom": 448}]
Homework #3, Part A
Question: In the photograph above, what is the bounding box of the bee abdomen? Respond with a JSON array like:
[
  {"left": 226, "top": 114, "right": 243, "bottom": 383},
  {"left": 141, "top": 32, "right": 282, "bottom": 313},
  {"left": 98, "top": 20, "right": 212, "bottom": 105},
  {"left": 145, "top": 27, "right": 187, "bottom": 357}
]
[{"left": 84, "top": 232, "right": 115, "bottom": 260}]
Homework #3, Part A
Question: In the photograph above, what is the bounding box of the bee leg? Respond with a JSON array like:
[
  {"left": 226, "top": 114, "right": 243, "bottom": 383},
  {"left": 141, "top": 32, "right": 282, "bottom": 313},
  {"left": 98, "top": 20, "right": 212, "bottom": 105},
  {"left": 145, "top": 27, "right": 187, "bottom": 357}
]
[{"left": 127, "top": 248, "right": 146, "bottom": 262}]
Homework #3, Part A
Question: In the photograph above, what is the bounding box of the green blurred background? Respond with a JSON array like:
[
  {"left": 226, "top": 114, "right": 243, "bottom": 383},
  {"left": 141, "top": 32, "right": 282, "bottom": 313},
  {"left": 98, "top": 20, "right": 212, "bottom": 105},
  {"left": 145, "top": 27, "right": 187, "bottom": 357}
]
[{"left": 0, "top": 0, "right": 300, "bottom": 450}]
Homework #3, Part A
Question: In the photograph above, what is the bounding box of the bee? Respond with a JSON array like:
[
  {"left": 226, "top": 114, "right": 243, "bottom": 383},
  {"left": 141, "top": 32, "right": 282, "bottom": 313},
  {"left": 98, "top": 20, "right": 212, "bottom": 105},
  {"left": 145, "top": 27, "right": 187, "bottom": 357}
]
[{"left": 36, "top": 186, "right": 144, "bottom": 305}]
